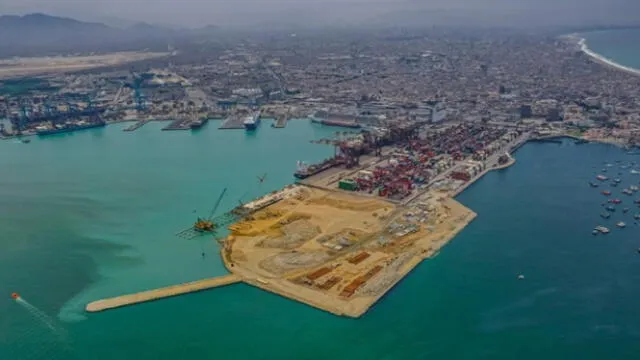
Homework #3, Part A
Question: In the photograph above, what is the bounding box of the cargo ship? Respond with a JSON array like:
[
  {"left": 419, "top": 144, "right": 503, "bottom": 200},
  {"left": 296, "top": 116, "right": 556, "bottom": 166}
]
[
  {"left": 309, "top": 112, "right": 361, "bottom": 129},
  {"left": 294, "top": 159, "right": 343, "bottom": 179},
  {"left": 35, "top": 119, "right": 106, "bottom": 136},
  {"left": 190, "top": 118, "right": 209, "bottom": 130},
  {"left": 243, "top": 111, "right": 261, "bottom": 131}
]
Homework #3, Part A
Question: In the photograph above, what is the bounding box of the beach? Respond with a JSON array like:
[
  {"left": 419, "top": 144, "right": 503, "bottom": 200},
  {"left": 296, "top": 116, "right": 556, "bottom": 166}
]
[{"left": 564, "top": 33, "right": 640, "bottom": 77}]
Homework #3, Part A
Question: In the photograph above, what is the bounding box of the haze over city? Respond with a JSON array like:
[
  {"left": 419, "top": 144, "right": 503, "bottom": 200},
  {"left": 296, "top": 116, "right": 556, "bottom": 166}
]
[{"left": 2, "top": 0, "right": 640, "bottom": 28}]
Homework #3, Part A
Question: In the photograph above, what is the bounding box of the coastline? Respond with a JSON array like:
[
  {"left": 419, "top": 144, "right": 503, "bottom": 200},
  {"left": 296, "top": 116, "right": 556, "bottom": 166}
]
[{"left": 564, "top": 32, "right": 640, "bottom": 77}]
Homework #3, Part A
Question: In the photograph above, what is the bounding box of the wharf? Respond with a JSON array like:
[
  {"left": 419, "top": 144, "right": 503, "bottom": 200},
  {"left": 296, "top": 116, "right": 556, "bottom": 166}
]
[
  {"left": 85, "top": 274, "right": 242, "bottom": 312},
  {"left": 273, "top": 115, "right": 289, "bottom": 128},
  {"left": 219, "top": 114, "right": 245, "bottom": 130},
  {"left": 123, "top": 119, "right": 149, "bottom": 132},
  {"left": 162, "top": 117, "right": 192, "bottom": 131}
]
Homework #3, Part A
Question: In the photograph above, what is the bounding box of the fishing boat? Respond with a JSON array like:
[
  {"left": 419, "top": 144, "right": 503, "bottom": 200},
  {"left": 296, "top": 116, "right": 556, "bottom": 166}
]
[
  {"left": 617, "top": 222, "right": 626, "bottom": 228},
  {"left": 600, "top": 212, "right": 611, "bottom": 219},
  {"left": 595, "top": 225, "right": 610, "bottom": 234},
  {"left": 601, "top": 190, "right": 612, "bottom": 196}
]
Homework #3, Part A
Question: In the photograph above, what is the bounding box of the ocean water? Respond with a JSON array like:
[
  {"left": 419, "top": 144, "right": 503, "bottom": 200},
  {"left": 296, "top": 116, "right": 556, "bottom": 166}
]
[
  {"left": 2, "top": 127, "right": 640, "bottom": 359},
  {"left": 582, "top": 29, "right": 640, "bottom": 69}
]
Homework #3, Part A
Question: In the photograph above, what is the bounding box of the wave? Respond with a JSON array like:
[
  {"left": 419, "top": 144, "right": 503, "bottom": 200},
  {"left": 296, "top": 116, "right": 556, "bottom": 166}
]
[{"left": 568, "top": 33, "right": 640, "bottom": 76}]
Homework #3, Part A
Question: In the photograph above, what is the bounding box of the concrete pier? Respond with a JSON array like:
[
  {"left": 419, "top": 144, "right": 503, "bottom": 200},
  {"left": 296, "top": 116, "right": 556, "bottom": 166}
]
[
  {"left": 219, "top": 114, "right": 246, "bottom": 129},
  {"left": 123, "top": 119, "right": 149, "bottom": 132},
  {"left": 273, "top": 115, "right": 289, "bottom": 128},
  {"left": 86, "top": 274, "right": 242, "bottom": 312}
]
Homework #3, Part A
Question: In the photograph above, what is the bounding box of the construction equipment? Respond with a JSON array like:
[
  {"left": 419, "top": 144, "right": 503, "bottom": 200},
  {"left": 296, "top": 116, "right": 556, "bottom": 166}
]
[{"left": 194, "top": 188, "right": 227, "bottom": 232}]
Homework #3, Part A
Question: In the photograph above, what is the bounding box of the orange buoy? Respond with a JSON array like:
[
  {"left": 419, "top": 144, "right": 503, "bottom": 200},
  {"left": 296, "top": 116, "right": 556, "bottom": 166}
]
[{"left": 11, "top": 292, "right": 19, "bottom": 300}]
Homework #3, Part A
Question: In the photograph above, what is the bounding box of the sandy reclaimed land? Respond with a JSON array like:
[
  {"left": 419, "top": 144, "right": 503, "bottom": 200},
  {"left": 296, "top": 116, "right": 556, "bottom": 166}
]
[
  {"left": 0, "top": 51, "right": 169, "bottom": 79},
  {"left": 221, "top": 186, "right": 476, "bottom": 317}
]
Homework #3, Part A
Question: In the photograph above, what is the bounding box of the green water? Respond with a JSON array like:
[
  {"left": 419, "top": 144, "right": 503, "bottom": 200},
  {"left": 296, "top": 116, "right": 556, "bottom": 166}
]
[
  {"left": 2, "top": 126, "right": 640, "bottom": 359},
  {"left": 583, "top": 29, "right": 640, "bottom": 69}
]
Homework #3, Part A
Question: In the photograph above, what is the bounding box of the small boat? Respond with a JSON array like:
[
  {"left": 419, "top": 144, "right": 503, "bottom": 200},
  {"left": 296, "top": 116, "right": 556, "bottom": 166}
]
[
  {"left": 631, "top": 186, "right": 639, "bottom": 192},
  {"left": 606, "top": 205, "right": 616, "bottom": 212},
  {"left": 634, "top": 214, "right": 640, "bottom": 220},
  {"left": 596, "top": 225, "right": 610, "bottom": 234},
  {"left": 602, "top": 169, "right": 608, "bottom": 173},
  {"left": 592, "top": 230, "right": 599, "bottom": 235},
  {"left": 596, "top": 174, "right": 608, "bottom": 181},
  {"left": 602, "top": 190, "right": 612, "bottom": 196},
  {"left": 611, "top": 182, "right": 619, "bottom": 187},
  {"left": 610, "top": 199, "right": 622, "bottom": 204},
  {"left": 20, "top": 138, "right": 30, "bottom": 144},
  {"left": 635, "top": 199, "right": 640, "bottom": 204},
  {"left": 623, "top": 208, "right": 630, "bottom": 213},
  {"left": 623, "top": 189, "right": 633, "bottom": 196},
  {"left": 615, "top": 178, "right": 622, "bottom": 183},
  {"left": 590, "top": 181, "right": 599, "bottom": 188},
  {"left": 600, "top": 212, "right": 611, "bottom": 219},
  {"left": 631, "top": 169, "right": 640, "bottom": 175},
  {"left": 617, "top": 222, "right": 626, "bottom": 228}
]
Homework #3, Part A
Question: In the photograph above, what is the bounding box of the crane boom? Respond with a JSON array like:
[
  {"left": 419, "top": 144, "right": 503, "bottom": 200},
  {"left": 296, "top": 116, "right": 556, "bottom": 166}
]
[{"left": 208, "top": 188, "right": 227, "bottom": 220}]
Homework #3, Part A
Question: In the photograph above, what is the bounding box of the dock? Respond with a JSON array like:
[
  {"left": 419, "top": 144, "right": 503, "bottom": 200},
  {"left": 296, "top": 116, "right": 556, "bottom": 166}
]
[
  {"left": 162, "top": 117, "right": 192, "bottom": 131},
  {"left": 123, "top": 119, "right": 149, "bottom": 132},
  {"left": 219, "top": 114, "right": 245, "bottom": 130},
  {"left": 273, "top": 115, "right": 289, "bottom": 128},
  {"left": 85, "top": 274, "right": 242, "bottom": 312}
]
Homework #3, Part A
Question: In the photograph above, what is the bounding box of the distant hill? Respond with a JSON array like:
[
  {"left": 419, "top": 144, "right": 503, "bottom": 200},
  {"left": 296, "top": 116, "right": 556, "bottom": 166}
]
[{"left": 0, "top": 13, "right": 219, "bottom": 57}]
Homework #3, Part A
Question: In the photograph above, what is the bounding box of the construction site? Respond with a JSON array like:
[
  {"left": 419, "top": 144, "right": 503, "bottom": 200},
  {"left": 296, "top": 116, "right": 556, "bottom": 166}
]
[{"left": 221, "top": 185, "right": 476, "bottom": 317}]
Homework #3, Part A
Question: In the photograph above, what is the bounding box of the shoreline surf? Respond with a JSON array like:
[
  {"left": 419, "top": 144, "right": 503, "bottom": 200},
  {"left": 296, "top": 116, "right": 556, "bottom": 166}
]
[{"left": 563, "top": 32, "right": 640, "bottom": 76}]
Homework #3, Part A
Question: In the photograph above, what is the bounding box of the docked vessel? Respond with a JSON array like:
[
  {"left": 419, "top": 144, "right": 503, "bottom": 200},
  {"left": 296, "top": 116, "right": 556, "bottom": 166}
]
[
  {"left": 35, "top": 119, "right": 106, "bottom": 136},
  {"left": 243, "top": 111, "right": 261, "bottom": 131},
  {"left": 309, "top": 112, "right": 361, "bottom": 129},
  {"left": 294, "top": 159, "right": 342, "bottom": 179},
  {"left": 190, "top": 118, "right": 209, "bottom": 130}
]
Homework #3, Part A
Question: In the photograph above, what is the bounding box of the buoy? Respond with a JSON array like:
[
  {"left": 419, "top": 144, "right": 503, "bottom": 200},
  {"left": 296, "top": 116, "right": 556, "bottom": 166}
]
[
  {"left": 11, "top": 292, "right": 19, "bottom": 300},
  {"left": 517, "top": 274, "right": 525, "bottom": 280}
]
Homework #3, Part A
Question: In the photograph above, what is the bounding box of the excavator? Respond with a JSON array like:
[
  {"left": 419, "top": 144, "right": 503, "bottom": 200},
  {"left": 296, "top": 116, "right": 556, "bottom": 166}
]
[{"left": 194, "top": 188, "right": 227, "bottom": 233}]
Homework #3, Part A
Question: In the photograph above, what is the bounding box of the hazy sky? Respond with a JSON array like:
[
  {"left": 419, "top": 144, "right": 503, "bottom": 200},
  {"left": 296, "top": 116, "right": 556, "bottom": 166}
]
[{"left": 2, "top": 0, "right": 639, "bottom": 28}]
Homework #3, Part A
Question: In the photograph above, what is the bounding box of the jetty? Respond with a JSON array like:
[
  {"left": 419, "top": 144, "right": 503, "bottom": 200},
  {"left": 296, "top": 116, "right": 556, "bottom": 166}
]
[
  {"left": 123, "top": 119, "right": 149, "bottom": 132},
  {"left": 219, "top": 114, "right": 245, "bottom": 129},
  {"left": 273, "top": 115, "right": 289, "bottom": 128},
  {"left": 85, "top": 274, "right": 241, "bottom": 312}
]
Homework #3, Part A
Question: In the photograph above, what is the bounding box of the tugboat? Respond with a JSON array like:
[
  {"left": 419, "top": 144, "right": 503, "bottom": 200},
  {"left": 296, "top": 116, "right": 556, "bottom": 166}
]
[
  {"left": 600, "top": 212, "right": 611, "bottom": 219},
  {"left": 617, "top": 222, "right": 626, "bottom": 228},
  {"left": 602, "top": 190, "right": 612, "bottom": 196}
]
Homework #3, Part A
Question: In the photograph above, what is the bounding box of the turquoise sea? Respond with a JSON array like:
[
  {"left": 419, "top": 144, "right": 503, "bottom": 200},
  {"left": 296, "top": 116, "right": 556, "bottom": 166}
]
[
  {"left": 3, "top": 122, "right": 640, "bottom": 359},
  {"left": 582, "top": 28, "right": 640, "bottom": 69}
]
